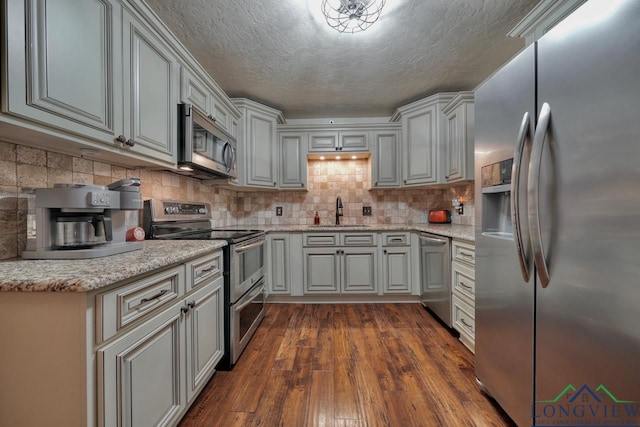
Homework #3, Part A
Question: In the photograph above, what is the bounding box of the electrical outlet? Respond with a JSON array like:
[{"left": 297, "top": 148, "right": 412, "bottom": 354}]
[
  {"left": 363, "top": 206, "right": 372, "bottom": 216},
  {"left": 276, "top": 206, "right": 283, "bottom": 216}
]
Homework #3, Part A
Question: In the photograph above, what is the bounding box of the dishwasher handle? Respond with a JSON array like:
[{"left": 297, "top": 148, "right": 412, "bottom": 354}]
[{"left": 419, "top": 234, "right": 448, "bottom": 245}]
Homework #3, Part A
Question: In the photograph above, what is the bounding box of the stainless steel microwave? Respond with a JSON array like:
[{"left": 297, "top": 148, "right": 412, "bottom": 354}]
[{"left": 177, "top": 103, "right": 237, "bottom": 180}]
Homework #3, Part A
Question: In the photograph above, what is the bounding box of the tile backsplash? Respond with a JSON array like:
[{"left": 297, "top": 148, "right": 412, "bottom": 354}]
[
  {"left": 0, "top": 141, "right": 474, "bottom": 259},
  {"left": 236, "top": 159, "right": 474, "bottom": 227}
]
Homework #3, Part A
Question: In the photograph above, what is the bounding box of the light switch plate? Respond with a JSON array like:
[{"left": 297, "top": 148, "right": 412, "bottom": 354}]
[{"left": 276, "top": 206, "right": 283, "bottom": 216}]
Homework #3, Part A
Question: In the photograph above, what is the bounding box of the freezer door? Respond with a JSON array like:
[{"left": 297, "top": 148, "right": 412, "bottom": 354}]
[
  {"left": 475, "top": 44, "right": 536, "bottom": 427},
  {"left": 534, "top": 1, "right": 640, "bottom": 425}
]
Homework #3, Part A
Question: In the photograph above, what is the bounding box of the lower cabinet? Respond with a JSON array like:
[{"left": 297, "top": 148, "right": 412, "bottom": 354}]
[
  {"left": 451, "top": 239, "right": 476, "bottom": 353},
  {"left": 380, "top": 246, "right": 411, "bottom": 293},
  {"left": 302, "top": 232, "right": 378, "bottom": 295}
]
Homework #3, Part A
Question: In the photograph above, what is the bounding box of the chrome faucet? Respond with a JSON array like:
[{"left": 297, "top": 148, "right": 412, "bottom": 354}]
[{"left": 336, "top": 196, "right": 344, "bottom": 225}]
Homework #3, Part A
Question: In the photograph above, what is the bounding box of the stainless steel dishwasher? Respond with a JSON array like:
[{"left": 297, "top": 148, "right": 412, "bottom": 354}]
[{"left": 419, "top": 232, "right": 452, "bottom": 327}]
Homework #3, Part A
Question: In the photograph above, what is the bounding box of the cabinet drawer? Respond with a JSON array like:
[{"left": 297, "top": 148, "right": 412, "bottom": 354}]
[
  {"left": 341, "top": 233, "right": 377, "bottom": 246},
  {"left": 452, "top": 294, "right": 475, "bottom": 353},
  {"left": 96, "top": 266, "right": 184, "bottom": 343},
  {"left": 382, "top": 232, "right": 410, "bottom": 246},
  {"left": 452, "top": 240, "right": 475, "bottom": 266},
  {"left": 452, "top": 262, "right": 475, "bottom": 301},
  {"left": 186, "top": 251, "right": 223, "bottom": 292},
  {"left": 304, "top": 233, "right": 339, "bottom": 246}
]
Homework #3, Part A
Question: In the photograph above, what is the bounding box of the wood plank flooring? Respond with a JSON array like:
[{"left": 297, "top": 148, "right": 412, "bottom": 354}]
[{"left": 179, "top": 303, "right": 516, "bottom": 427}]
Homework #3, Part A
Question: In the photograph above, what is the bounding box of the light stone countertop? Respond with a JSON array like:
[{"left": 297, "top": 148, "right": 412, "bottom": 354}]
[
  {"left": 0, "top": 240, "right": 227, "bottom": 292},
  {"left": 262, "top": 224, "right": 475, "bottom": 242}
]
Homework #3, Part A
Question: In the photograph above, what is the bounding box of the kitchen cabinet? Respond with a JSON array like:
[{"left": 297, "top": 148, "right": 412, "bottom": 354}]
[
  {"left": 307, "top": 130, "right": 369, "bottom": 153},
  {"left": 278, "top": 132, "right": 307, "bottom": 189},
  {"left": 0, "top": 249, "right": 224, "bottom": 427},
  {"left": 442, "top": 92, "right": 475, "bottom": 183},
  {"left": 380, "top": 232, "right": 412, "bottom": 294},
  {"left": 233, "top": 98, "right": 284, "bottom": 188},
  {"left": 2, "top": 0, "right": 179, "bottom": 165},
  {"left": 371, "top": 130, "right": 402, "bottom": 188},
  {"left": 302, "top": 232, "right": 378, "bottom": 294},
  {"left": 180, "top": 67, "right": 213, "bottom": 120},
  {"left": 450, "top": 239, "right": 475, "bottom": 352},
  {"left": 267, "top": 233, "right": 292, "bottom": 294},
  {"left": 391, "top": 93, "right": 455, "bottom": 186}
]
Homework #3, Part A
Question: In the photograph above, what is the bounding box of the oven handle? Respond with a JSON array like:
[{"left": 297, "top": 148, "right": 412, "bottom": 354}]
[
  {"left": 234, "top": 239, "right": 265, "bottom": 253},
  {"left": 234, "top": 284, "right": 264, "bottom": 311}
]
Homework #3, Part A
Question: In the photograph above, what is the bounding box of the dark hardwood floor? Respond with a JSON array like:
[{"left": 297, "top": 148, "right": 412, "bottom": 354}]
[{"left": 179, "top": 303, "right": 516, "bottom": 427}]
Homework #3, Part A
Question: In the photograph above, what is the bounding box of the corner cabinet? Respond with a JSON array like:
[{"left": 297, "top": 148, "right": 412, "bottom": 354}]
[
  {"left": 2, "top": 0, "right": 179, "bottom": 165},
  {"left": 442, "top": 92, "right": 475, "bottom": 183},
  {"left": 233, "top": 98, "right": 285, "bottom": 188},
  {"left": 391, "top": 93, "right": 455, "bottom": 186}
]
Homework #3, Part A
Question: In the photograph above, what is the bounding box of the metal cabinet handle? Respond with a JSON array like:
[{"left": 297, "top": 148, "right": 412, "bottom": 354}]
[
  {"left": 140, "top": 289, "right": 168, "bottom": 304},
  {"left": 181, "top": 305, "right": 190, "bottom": 314},
  {"left": 383, "top": 249, "right": 387, "bottom": 254},
  {"left": 512, "top": 111, "right": 532, "bottom": 283},
  {"left": 459, "top": 251, "right": 474, "bottom": 259},
  {"left": 528, "top": 103, "right": 552, "bottom": 288},
  {"left": 125, "top": 139, "right": 135, "bottom": 147},
  {"left": 459, "top": 282, "right": 472, "bottom": 290},
  {"left": 116, "top": 135, "right": 127, "bottom": 144},
  {"left": 197, "top": 265, "right": 216, "bottom": 277},
  {"left": 460, "top": 318, "right": 473, "bottom": 331},
  {"left": 300, "top": 183, "right": 304, "bottom": 187},
  {"left": 187, "top": 300, "right": 196, "bottom": 309},
  {"left": 390, "top": 238, "right": 403, "bottom": 242}
]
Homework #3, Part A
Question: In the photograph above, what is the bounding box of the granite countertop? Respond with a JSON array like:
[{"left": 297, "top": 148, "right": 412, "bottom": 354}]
[
  {"left": 262, "top": 224, "right": 475, "bottom": 242},
  {"left": 0, "top": 240, "right": 227, "bottom": 292}
]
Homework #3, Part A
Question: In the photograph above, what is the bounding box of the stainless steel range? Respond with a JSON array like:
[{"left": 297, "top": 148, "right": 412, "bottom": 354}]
[{"left": 144, "top": 199, "right": 265, "bottom": 370}]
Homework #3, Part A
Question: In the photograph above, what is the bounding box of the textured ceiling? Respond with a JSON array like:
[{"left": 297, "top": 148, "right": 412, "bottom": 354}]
[{"left": 145, "top": 0, "right": 538, "bottom": 118}]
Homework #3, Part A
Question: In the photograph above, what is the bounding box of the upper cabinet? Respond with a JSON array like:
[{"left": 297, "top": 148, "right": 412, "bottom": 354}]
[
  {"left": 371, "top": 130, "right": 402, "bottom": 188},
  {"left": 442, "top": 92, "right": 474, "bottom": 183},
  {"left": 121, "top": 5, "right": 179, "bottom": 164},
  {"left": 1, "top": 0, "right": 239, "bottom": 168},
  {"left": 308, "top": 129, "right": 369, "bottom": 153},
  {"left": 233, "top": 98, "right": 284, "bottom": 189},
  {"left": 279, "top": 132, "right": 307, "bottom": 189},
  {"left": 3, "top": 0, "right": 177, "bottom": 165},
  {"left": 391, "top": 93, "right": 455, "bottom": 186}
]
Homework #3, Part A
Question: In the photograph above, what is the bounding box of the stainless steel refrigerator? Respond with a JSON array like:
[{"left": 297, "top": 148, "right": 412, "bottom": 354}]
[{"left": 474, "top": 1, "right": 640, "bottom": 426}]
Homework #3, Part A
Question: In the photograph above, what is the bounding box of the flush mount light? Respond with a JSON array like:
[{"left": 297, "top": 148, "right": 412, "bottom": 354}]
[
  {"left": 351, "top": 155, "right": 357, "bottom": 159},
  {"left": 179, "top": 165, "right": 194, "bottom": 171},
  {"left": 320, "top": 156, "right": 326, "bottom": 160},
  {"left": 321, "top": 0, "right": 386, "bottom": 34},
  {"left": 335, "top": 155, "right": 341, "bottom": 160}
]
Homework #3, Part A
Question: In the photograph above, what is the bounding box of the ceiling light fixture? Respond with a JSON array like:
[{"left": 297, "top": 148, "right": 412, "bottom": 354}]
[{"left": 321, "top": 0, "right": 386, "bottom": 34}]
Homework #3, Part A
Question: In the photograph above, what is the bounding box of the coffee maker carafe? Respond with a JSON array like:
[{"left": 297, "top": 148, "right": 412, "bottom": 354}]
[{"left": 22, "top": 178, "right": 144, "bottom": 259}]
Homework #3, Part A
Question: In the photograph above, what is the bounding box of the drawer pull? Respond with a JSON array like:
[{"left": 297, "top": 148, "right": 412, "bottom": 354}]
[
  {"left": 197, "top": 265, "right": 217, "bottom": 276},
  {"left": 460, "top": 318, "right": 474, "bottom": 331},
  {"left": 139, "top": 289, "right": 168, "bottom": 304},
  {"left": 390, "top": 238, "right": 403, "bottom": 242},
  {"left": 460, "top": 251, "right": 474, "bottom": 259},
  {"left": 459, "top": 282, "right": 473, "bottom": 290}
]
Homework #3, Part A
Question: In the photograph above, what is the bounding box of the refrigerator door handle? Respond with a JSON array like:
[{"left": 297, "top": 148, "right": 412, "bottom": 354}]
[
  {"left": 511, "top": 111, "right": 531, "bottom": 283},
  {"left": 528, "top": 102, "right": 551, "bottom": 288}
]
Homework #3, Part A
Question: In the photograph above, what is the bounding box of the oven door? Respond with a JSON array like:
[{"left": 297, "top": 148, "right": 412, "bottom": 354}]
[
  {"left": 231, "top": 235, "right": 265, "bottom": 302},
  {"left": 230, "top": 280, "right": 265, "bottom": 364}
]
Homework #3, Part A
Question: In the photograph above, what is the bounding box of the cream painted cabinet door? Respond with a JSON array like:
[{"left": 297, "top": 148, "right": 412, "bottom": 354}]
[
  {"left": 98, "top": 305, "right": 185, "bottom": 427},
  {"left": 303, "top": 248, "right": 340, "bottom": 293},
  {"left": 278, "top": 132, "right": 307, "bottom": 189},
  {"left": 371, "top": 130, "right": 401, "bottom": 188},
  {"left": 268, "top": 234, "right": 291, "bottom": 294},
  {"left": 4, "top": 0, "right": 122, "bottom": 143},
  {"left": 443, "top": 93, "right": 475, "bottom": 183},
  {"left": 381, "top": 247, "right": 411, "bottom": 293},
  {"left": 122, "top": 8, "right": 179, "bottom": 164},
  {"left": 402, "top": 106, "right": 438, "bottom": 185},
  {"left": 342, "top": 248, "right": 378, "bottom": 293},
  {"left": 180, "top": 67, "right": 212, "bottom": 116},
  {"left": 185, "top": 277, "right": 224, "bottom": 403},
  {"left": 246, "top": 109, "right": 277, "bottom": 187}
]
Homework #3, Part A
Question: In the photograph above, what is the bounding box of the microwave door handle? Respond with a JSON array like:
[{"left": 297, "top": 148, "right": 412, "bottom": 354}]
[
  {"left": 528, "top": 102, "right": 552, "bottom": 288},
  {"left": 512, "top": 111, "right": 531, "bottom": 283},
  {"left": 222, "top": 141, "right": 232, "bottom": 171}
]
